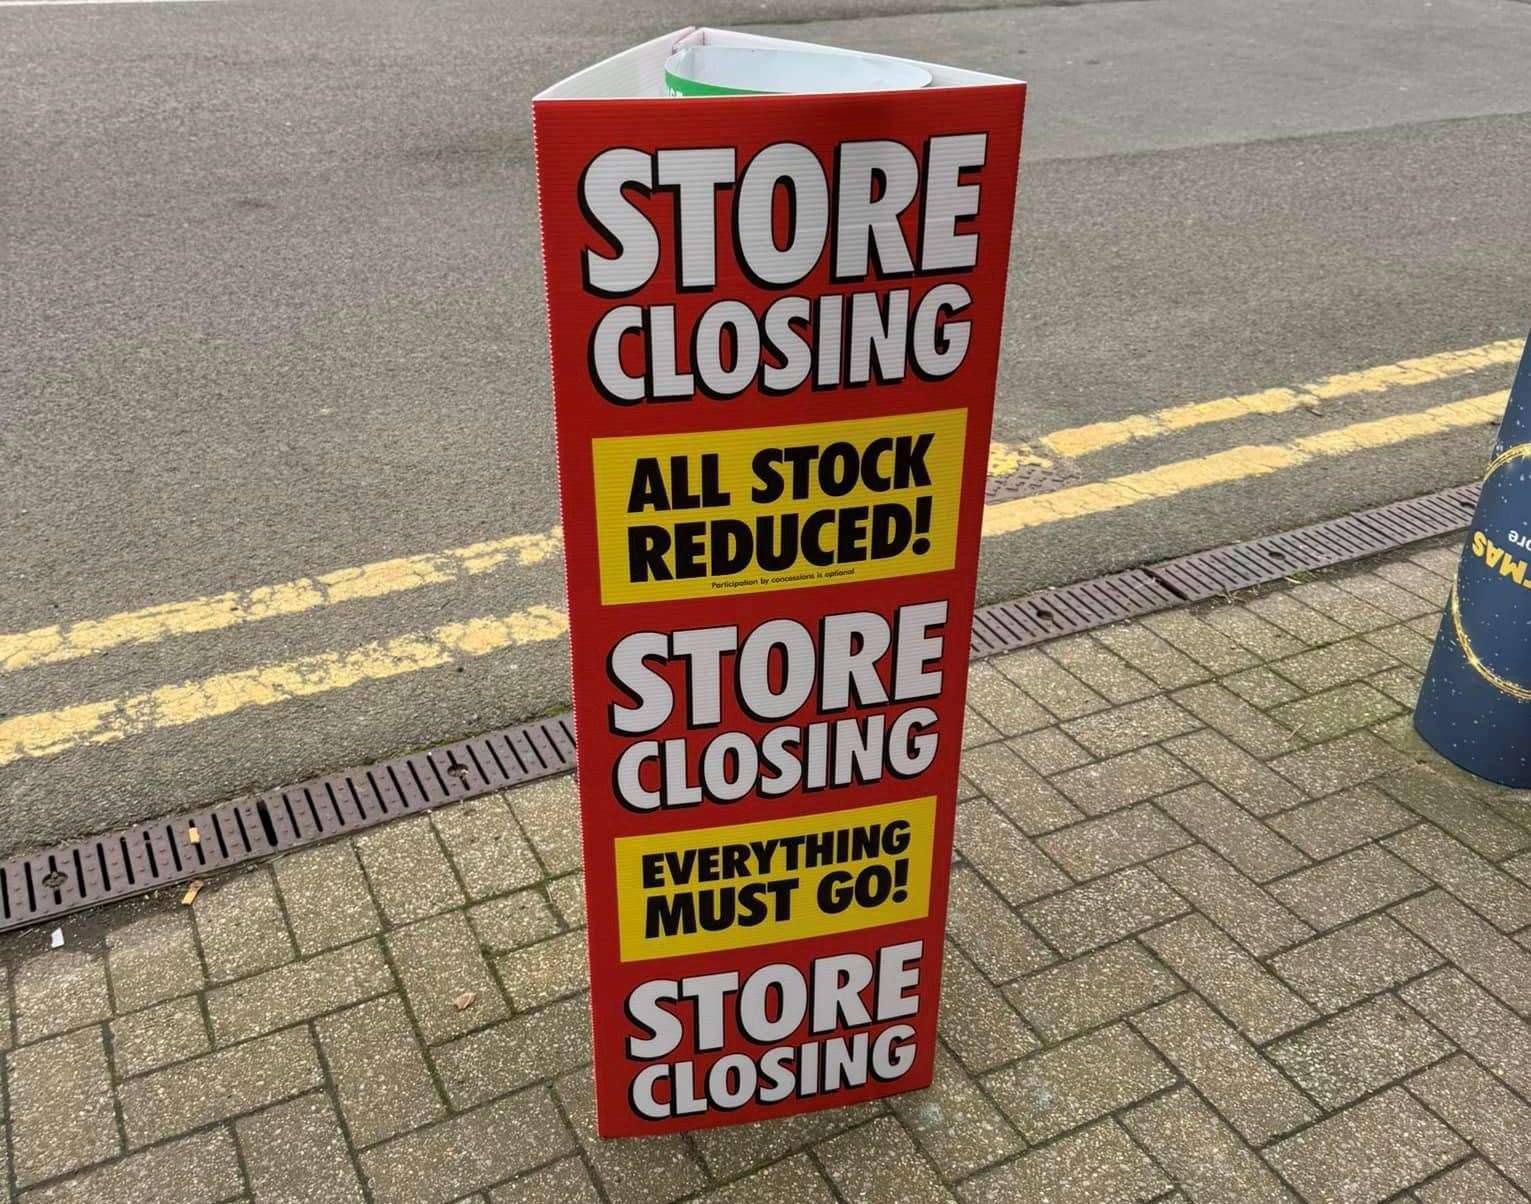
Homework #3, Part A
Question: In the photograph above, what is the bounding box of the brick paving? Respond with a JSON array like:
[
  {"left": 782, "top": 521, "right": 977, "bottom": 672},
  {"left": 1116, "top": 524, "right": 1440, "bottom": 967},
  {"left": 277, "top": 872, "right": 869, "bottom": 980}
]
[{"left": 3, "top": 540, "right": 1531, "bottom": 1203}]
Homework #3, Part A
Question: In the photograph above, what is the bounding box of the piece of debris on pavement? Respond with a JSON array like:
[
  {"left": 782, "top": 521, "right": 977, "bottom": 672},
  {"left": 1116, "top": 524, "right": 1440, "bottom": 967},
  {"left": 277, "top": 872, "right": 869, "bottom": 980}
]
[
  {"left": 181, "top": 879, "right": 206, "bottom": 905},
  {"left": 453, "top": 991, "right": 478, "bottom": 1012}
]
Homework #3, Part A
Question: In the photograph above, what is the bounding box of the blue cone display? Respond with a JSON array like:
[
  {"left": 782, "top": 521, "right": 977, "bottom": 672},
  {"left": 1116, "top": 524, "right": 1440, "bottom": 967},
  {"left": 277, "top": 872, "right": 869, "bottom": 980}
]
[{"left": 1415, "top": 330, "right": 1531, "bottom": 787}]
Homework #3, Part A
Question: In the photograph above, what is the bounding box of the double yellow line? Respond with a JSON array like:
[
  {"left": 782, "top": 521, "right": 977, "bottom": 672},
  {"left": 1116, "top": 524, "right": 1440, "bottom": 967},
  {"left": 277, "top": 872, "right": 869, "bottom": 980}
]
[
  {"left": 0, "top": 529, "right": 564, "bottom": 674},
  {"left": 984, "top": 390, "right": 1506, "bottom": 537},
  {"left": 1, "top": 609, "right": 569, "bottom": 764},
  {"left": 989, "top": 337, "right": 1518, "bottom": 466},
  {"left": 0, "top": 338, "right": 1519, "bottom": 768}
]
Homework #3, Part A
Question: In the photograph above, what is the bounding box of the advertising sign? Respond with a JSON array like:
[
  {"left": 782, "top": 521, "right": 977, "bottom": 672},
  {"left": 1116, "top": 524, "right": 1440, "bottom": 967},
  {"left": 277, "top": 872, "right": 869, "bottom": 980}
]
[
  {"left": 533, "top": 27, "right": 1025, "bottom": 1136},
  {"left": 1416, "top": 332, "right": 1531, "bottom": 786}
]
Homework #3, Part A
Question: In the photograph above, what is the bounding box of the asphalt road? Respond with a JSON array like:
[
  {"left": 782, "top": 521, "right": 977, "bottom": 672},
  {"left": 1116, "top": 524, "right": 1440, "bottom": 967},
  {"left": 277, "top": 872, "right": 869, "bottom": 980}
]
[{"left": 3, "top": 0, "right": 1531, "bottom": 852}]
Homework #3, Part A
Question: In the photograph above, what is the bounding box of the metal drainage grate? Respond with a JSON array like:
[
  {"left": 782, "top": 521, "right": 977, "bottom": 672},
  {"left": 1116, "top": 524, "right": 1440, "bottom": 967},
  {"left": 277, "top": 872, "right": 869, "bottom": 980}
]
[
  {"left": 970, "top": 568, "right": 1182, "bottom": 656},
  {"left": 985, "top": 456, "right": 1079, "bottom": 503},
  {"left": 0, "top": 714, "right": 575, "bottom": 934},
  {"left": 0, "top": 482, "right": 1484, "bottom": 934},
  {"left": 967, "top": 482, "right": 1480, "bottom": 659},
  {"left": 1149, "top": 484, "right": 1481, "bottom": 602}
]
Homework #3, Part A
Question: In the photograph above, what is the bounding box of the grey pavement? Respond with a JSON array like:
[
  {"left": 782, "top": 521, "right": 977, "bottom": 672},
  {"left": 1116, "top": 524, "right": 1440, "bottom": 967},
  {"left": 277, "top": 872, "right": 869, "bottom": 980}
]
[
  {"left": 4, "top": 541, "right": 1531, "bottom": 1203},
  {"left": 4, "top": 0, "right": 1531, "bottom": 846}
]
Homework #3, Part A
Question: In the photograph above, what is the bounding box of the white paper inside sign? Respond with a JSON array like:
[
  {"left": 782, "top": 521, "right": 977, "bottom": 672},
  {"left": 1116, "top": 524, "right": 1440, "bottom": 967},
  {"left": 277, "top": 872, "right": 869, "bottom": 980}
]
[
  {"left": 535, "top": 26, "right": 1017, "bottom": 101},
  {"left": 664, "top": 45, "right": 932, "bottom": 96}
]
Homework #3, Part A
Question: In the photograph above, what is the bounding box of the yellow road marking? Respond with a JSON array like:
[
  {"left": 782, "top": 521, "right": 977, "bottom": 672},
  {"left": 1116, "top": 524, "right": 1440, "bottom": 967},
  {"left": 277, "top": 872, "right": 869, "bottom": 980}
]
[
  {"left": 987, "top": 440, "right": 1053, "bottom": 477},
  {"left": 0, "top": 529, "right": 563, "bottom": 675},
  {"left": 0, "top": 388, "right": 1507, "bottom": 768},
  {"left": 990, "top": 338, "right": 1522, "bottom": 465},
  {"left": 0, "top": 606, "right": 569, "bottom": 768},
  {"left": 983, "top": 390, "right": 1506, "bottom": 537},
  {"left": 2, "top": 340, "right": 1513, "bottom": 679}
]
